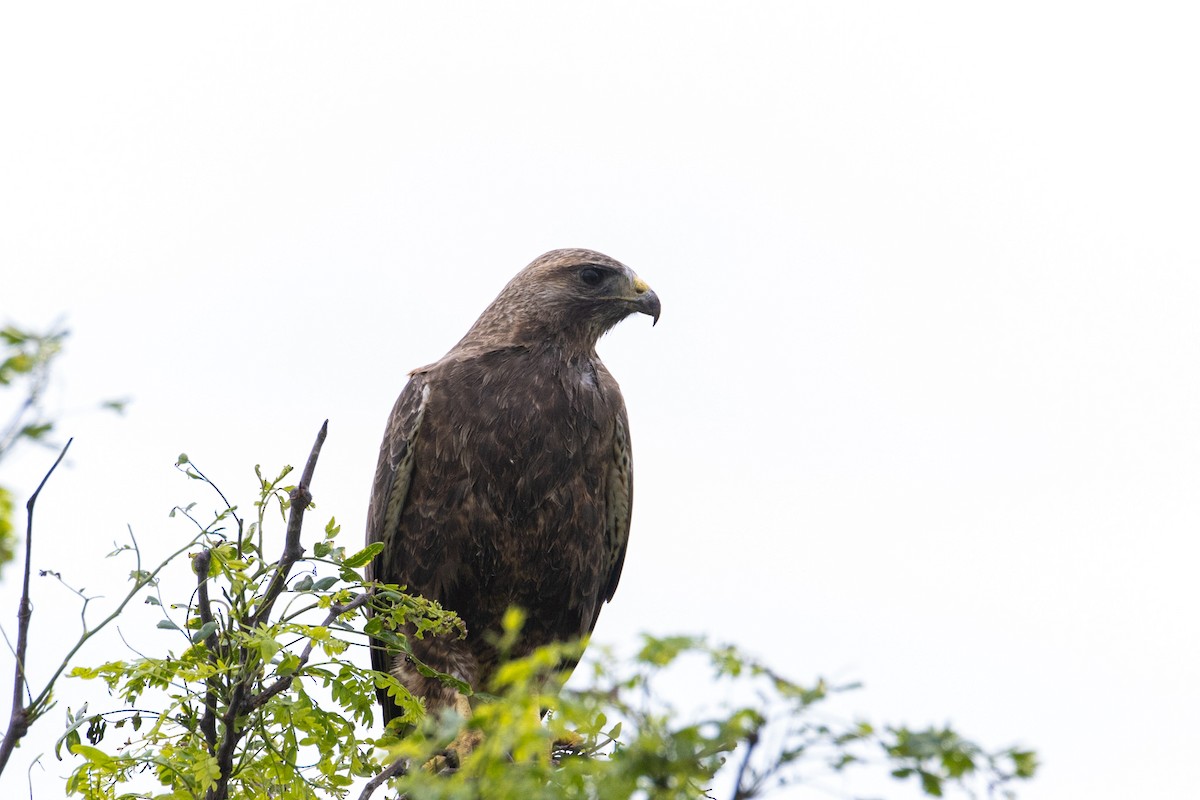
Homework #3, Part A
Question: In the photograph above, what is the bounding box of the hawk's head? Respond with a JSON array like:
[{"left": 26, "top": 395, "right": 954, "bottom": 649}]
[{"left": 458, "top": 249, "right": 661, "bottom": 353}]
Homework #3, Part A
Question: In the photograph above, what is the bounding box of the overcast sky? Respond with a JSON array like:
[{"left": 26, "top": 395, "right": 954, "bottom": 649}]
[{"left": 2, "top": 3, "right": 1198, "bottom": 798}]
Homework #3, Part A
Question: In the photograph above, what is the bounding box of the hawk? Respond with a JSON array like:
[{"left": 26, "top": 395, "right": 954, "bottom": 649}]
[{"left": 365, "top": 248, "right": 660, "bottom": 733}]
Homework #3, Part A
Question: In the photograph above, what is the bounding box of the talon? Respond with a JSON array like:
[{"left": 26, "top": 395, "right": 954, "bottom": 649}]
[
  {"left": 422, "top": 753, "right": 452, "bottom": 774},
  {"left": 422, "top": 692, "right": 483, "bottom": 773}
]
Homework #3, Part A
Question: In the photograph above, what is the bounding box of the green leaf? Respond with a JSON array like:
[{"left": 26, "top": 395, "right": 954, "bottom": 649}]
[
  {"left": 1012, "top": 749, "right": 1038, "bottom": 778},
  {"left": 919, "top": 770, "right": 944, "bottom": 796},
  {"left": 278, "top": 653, "right": 302, "bottom": 676},
  {"left": 57, "top": 728, "right": 81, "bottom": 760},
  {"left": 192, "top": 753, "right": 221, "bottom": 792},
  {"left": 0, "top": 486, "right": 14, "bottom": 571},
  {"left": 941, "top": 746, "right": 975, "bottom": 778},
  {"left": 0, "top": 326, "right": 27, "bottom": 345},
  {"left": 100, "top": 398, "right": 129, "bottom": 414},
  {"left": 1, "top": 353, "right": 33, "bottom": 377},
  {"left": 191, "top": 621, "right": 218, "bottom": 642},
  {"left": 19, "top": 422, "right": 52, "bottom": 440},
  {"left": 156, "top": 619, "right": 180, "bottom": 631},
  {"left": 341, "top": 542, "right": 384, "bottom": 569},
  {"left": 637, "top": 634, "right": 701, "bottom": 666},
  {"left": 255, "top": 635, "right": 281, "bottom": 662},
  {"left": 70, "top": 743, "right": 113, "bottom": 765}
]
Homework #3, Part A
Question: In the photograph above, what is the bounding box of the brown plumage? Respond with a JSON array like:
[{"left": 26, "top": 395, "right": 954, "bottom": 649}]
[{"left": 365, "top": 248, "right": 660, "bottom": 726}]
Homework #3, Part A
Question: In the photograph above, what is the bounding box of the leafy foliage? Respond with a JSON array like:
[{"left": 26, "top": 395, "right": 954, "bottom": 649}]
[
  {"left": 0, "top": 324, "right": 66, "bottom": 573},
  {"left": 0, "top": 324, "right": 127, "bottom": 575},
  {"left": 0, "top": 485, "right": 13, "bottom": 573},
  {"left": 382, "top": 625, "right": 1036, "bottom": 800},
  {"left": 62, "top": 452, "right": 460, "bottom": 799},
  {"left": 57, "top": 457, "right": 1037, "bottom": 800}
]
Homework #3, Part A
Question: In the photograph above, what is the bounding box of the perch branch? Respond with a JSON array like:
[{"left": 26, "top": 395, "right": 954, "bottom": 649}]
[{"left": 357, "top": 755, "right": 408, "bottom": 800}]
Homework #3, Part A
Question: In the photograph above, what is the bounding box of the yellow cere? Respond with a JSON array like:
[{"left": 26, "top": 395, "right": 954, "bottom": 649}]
[{"left": 633, "top": 277, "right": 650, "bottom": 294}]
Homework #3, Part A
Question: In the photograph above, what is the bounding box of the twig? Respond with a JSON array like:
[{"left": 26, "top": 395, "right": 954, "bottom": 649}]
[
  {"left": 731, "top": 727, "right": 762, "bottom": 800},
  {"left": 0, "top": 438, "right": 72, "bottom": 776},
  {"left": 247, "top": 591, "right": 371, "bottom": 711},
  {"left": 182, "top": 460, "right": 243, "bottom": 547},
  {"left": 251, "top": 420, "right": 327, "bottom": 630},
  {"left": 30, "top": 526, "right": 190, "bottom": 712},
  {"left": 357, "top": 755, "right": 408, "bottom": 800},
  {"left": 0, "top": 394, "right": 38, "bottom": 459}
]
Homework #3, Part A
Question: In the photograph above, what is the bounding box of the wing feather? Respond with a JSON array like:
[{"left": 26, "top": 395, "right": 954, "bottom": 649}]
[
  {"left": 364, "top": 374, "right": 430, "bottom": 716},
  {"left": 596, "top": 407, "right": 633, "bottom": 626}
]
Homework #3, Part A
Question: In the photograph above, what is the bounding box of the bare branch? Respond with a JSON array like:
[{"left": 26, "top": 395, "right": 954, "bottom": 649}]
[
  {"left": 182, "top": 461, "right": 243, "bottom": 546},
  {"left": 0, "top": 328, "right": 65, "bottom": 458},
  {"left": 0, "top": 438, "right": 72, "bottom": 776},
  {"left": 731, "top": 726, "right": 762, "bottom": 800},
  {"left": 251, "top": 420, "right": 327, "bottom": 630}
]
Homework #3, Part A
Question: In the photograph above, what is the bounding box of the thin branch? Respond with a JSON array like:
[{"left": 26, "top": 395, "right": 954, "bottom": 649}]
[
  {"left": 183, "top": 460, "right": 244, "bottom": 546},
  {"left": 357, "top": 756, "right": 408, "bottom": 800},
  {"left": 251, "top": 420, "right": 327, "bottom": 630},
  {"left": 24, "top": 527, "right": 204, "bottom": 736},
  {"left": 247, "top": 591, "right": 371, "bottom": 711},
  {"left": 38, "top": 567, "right": 97, "bottom": 635},
  {"left": 0, "top": 438, "right": 72, "bottom": 776},
  {"left": 115, "top": 626, "right": 151, "bottom": 661},
  {"left": 0, "top": 394, "right": 39, "bottom": 458},
  {"left": 731, "top": 727, "right": 762, "bottom": 800}
]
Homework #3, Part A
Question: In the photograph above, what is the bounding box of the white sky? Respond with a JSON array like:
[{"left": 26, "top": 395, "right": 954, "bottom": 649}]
[{"left": 2, "top": 2, "right": 1198, "bottom": 798}]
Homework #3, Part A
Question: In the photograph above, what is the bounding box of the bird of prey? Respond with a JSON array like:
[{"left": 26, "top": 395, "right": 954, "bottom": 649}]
[{"left": 365, "top": 248, "right": 660, "bottom": 736}]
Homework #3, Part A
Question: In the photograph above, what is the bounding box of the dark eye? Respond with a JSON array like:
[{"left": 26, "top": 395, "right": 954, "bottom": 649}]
[{"left": 579, "top": 266, "right": 605, "bottom": 286}]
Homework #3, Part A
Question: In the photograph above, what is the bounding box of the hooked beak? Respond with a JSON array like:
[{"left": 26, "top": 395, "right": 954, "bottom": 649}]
[{"left": 631, "top": 276, "right": 661, "bottom": 326}]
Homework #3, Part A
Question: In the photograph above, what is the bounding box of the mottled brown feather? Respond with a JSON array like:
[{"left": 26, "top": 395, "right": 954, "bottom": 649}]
[{"left": 365, "top": 249, "right": 658, "bottom": 726}]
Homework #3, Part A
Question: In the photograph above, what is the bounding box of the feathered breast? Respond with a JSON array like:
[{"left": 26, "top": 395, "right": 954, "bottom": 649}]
[{"left": 398, "top": 345, "right": 625, "bottom": 645}]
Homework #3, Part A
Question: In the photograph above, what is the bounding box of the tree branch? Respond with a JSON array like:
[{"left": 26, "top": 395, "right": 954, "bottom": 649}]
[
  {"left": 207, "top": 421, "right": 328, "bottom": 800},
  {"left": 194, "top": 549, "right": 219, "bottom": 753},
  {"left": 251, "top": 420, "right": 327, "bottom": 630},
  {"left": 357, "top": 754, "right": 408, "bottom": 800},
  {"left": 0, "top": 438, "right": 72, "bottom": 776},
  {"left": 247, "top": 591, "right": 371, "bottom": 711},
  {"left": 731, "top": 726, "right": 762, "bottom": 800}
]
